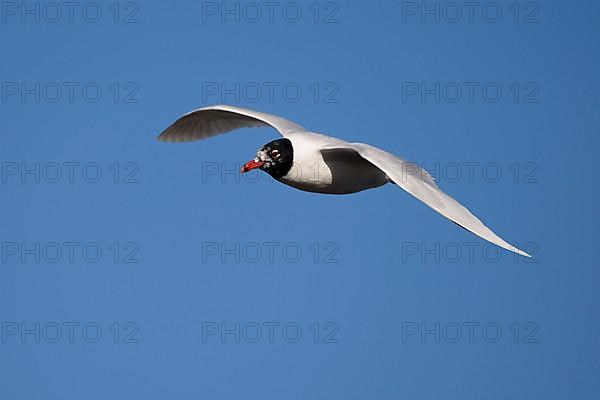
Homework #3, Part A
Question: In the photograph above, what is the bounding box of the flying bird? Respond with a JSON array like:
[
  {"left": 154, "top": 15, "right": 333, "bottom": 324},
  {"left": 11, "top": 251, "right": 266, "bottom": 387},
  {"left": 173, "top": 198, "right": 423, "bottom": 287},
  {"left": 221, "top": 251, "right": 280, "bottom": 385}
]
[{"left": 158, "top": 104, "right": 531, "bottom": 257}]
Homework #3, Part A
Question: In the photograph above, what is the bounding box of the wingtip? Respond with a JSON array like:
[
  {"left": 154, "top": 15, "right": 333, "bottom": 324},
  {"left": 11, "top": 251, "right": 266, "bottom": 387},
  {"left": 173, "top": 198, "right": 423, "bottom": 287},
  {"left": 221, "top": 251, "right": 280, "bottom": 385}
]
[
  {"left": 156, "top": 129, "right": 177, "bottom": 142},
  {"left": 510, "top": 246, "right": 532, "bottom": 258}
]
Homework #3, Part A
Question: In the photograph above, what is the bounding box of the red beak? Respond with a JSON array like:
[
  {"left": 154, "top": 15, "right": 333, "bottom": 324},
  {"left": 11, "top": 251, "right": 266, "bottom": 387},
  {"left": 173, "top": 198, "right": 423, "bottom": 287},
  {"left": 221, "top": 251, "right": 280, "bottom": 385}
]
[{"left": 241, "top": 159, "right": 265, "bottom": 173}]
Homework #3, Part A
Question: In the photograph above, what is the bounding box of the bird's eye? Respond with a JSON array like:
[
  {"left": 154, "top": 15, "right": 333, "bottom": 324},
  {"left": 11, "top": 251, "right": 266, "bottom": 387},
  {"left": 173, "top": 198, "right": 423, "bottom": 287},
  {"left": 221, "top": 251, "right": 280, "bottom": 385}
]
[{"left": 270, "top": 150, "right": 280, "bottom": 158}]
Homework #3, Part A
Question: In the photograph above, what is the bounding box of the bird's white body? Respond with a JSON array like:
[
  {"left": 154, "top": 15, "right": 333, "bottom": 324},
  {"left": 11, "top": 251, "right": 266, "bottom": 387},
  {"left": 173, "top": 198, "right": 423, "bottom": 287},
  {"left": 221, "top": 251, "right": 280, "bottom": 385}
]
[
  {"left": 280, "top": 132, "right": 390, "bottom": 194},
  {"left": 158, "top": 104, "right": 532, "bottom": 257}
]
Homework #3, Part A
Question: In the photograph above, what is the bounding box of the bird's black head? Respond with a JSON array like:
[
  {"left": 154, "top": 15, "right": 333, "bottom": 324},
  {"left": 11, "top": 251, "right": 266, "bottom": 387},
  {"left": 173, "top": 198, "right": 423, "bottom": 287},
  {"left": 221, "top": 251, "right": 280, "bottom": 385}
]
[{"left": 241, "top": 138, "right": 294, "bottom": 179}]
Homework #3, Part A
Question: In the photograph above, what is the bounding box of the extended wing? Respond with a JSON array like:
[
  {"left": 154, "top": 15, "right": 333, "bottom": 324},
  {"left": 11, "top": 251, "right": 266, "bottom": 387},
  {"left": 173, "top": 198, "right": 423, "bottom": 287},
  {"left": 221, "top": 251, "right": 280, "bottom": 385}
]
[
  {"left": 157, "top": 104, "right": 306, "bottom": 142},
  {"left": 322, "top": 143, "right": 531, "bottom": 257}
]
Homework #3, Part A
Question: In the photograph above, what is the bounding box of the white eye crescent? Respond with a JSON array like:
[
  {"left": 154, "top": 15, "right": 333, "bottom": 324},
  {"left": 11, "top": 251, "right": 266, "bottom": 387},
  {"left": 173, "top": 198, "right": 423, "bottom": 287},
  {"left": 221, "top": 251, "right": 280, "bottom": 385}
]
[{"left": 270, "top": 150, "right": 280, "bottom": 158}]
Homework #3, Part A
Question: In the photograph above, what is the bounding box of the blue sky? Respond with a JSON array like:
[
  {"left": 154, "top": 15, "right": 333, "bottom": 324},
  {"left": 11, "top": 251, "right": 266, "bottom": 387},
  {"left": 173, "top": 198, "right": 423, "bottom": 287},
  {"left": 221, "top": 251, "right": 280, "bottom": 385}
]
[{"left": 1, "top": 0, "right": 599, "bottom": 398}]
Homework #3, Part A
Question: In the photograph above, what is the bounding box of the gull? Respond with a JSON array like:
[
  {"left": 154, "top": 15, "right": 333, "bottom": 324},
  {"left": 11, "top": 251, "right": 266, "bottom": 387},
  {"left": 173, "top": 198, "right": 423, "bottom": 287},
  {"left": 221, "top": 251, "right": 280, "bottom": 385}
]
[{"left": 158, "top": 104, "right": 531, "bottom": 257}]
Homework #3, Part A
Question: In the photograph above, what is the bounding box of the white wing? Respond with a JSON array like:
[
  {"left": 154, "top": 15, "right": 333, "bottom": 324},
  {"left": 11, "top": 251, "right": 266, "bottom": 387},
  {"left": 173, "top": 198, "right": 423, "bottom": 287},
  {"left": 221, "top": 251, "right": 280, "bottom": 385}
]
[
  {"left": 157, "top": 104, "right": 306, "bottom": 142},
  {"left": 323, "top": 142, "right": 531, "bottom": 257}
]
